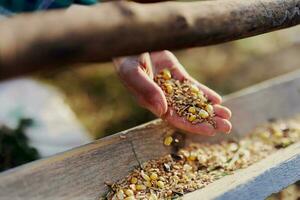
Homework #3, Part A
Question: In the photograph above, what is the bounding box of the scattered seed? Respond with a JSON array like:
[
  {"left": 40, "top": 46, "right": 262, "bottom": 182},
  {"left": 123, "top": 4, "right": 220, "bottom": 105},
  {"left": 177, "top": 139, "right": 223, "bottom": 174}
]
[
  {"left": 157, "top": 181, "right": 165, "bottom": 189},
  {"left": 136, "top": 184, "right": 146, "bottom": 191},
  {"left": 105, "top": 116, "right": 300, "bottom": 200},
  {"left": 125, "top": 189, "right": 134, "bottom": 196},
  {"left": 130, "top": 177, "right": 138, "bottom": 184},
  {"left": 150, "top": 173, "right": 158, "bottom": 181}
]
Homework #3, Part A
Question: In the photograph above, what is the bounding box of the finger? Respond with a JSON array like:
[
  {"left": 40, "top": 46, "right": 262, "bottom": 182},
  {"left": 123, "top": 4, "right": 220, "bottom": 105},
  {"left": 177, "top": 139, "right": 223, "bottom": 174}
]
[
  {"left": 113, "top": 55, "right": 168, "bottom": 117},
  {"left": 214, "top": 116, "right": 232, "bottom": 134},
  {"left": 150, "top": 50, "right": 190, "bottom": 81},
  {"left": 213, "top": 105, "right": 232, "bottom": 119},
  {"left": 163, "top": 108, "right": 216, "bottom": 136}
]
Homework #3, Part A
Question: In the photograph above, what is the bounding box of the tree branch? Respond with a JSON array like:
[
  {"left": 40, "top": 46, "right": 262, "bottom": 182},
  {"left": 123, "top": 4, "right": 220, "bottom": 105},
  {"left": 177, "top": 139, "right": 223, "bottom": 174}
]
[{"left": 0, "top": 0, "right": 299, "bottom": 79}]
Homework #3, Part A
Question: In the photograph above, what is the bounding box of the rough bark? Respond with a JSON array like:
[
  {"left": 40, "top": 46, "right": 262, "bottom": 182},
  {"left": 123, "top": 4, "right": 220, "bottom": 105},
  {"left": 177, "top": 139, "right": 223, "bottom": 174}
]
[{"left": 0, "top": 0, "right": 299, "bottom": 79}]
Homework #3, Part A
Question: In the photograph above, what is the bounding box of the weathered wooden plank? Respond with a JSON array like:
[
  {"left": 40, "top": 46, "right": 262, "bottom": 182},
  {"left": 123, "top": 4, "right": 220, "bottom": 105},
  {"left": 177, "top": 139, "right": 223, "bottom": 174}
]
[
  {"left": 0, "top": 70, "right": 299, "bottom": 199},
  {"left": 184, "top": 142, "right": 300, "bottom": 200},
  {"left": 0, "top": 0, "right": 300, "bottom": 78}
]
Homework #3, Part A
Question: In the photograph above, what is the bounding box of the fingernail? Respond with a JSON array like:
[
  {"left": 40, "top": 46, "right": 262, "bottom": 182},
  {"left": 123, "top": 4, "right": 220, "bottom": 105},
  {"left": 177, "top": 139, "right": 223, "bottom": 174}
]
[{"left": 152, "top": 101, "right": 165, "bottom": 117}]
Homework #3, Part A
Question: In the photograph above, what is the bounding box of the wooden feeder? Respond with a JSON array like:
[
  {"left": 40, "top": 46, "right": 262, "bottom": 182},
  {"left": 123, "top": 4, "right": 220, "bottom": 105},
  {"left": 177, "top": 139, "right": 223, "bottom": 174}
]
[{"left": 0, "top": 0, "right": 299, "bottom": 199}]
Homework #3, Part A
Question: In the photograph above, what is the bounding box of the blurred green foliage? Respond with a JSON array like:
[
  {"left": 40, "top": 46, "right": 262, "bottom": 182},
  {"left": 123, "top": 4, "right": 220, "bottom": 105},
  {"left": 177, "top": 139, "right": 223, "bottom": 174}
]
[{"left": 0, "top": 119, "right": 40, "bottom": 172}]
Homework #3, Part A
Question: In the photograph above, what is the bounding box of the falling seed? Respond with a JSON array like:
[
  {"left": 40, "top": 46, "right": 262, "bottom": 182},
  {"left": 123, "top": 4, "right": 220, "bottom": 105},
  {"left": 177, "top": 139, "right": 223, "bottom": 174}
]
[{"left": 164, "top": 136, "right": 173, "bottom": 146}]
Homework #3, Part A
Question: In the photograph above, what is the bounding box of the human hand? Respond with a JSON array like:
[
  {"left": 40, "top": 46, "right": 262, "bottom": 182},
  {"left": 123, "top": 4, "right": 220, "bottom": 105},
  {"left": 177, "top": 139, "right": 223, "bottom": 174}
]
[{"left": 113, "top": 50, "right": 232, "bottom": 136}]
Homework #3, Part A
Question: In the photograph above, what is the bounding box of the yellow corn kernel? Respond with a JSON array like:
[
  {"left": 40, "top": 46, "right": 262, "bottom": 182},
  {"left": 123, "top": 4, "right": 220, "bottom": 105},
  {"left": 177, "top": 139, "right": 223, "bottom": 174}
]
[
  {"left": 125, "top": 196, "right": 136, "bottom": 200},
  {"left": 125, "top": 189, "right": 134, "bottom": 196},
  {"left": 188, "top": 151, "right": 197, "bottom": 161},
  {"left": 259, "top": 131, "right": 270, "bottom": 139},
  {"left": 144, "top": 181, "right": 152, "bottom": 188},
  {"left": 130, "top": 177, "right": 138, "bottom": 184},
  {"left": 188, "top": 107, "right": 196, "bottom": 114},
  {"left": 162, "top": 69, "right": 172, "bottom": 80},
  {"left": 274, "top": 130, "right": 283, "bottom": 137},
  {"left": 157, "top": 181, "right": 165, "bottom": 189},
  {"left": 149, "top": 193, "right": 158, "bottom": 200},
  {"left": 164, "top": 83, "right": 173, "bottom": 94},
  {"left": 190, "top": 84, "right": 199, "bottom": 93},
  {"left": 141, "top": 171, "right": 151, "bottom": 181},
  {"left": 136, "top": 184, "right": 146, "bottom": 191},
  {"left": 164, "top": 136, "right": 173, "bottom": 146},
  {"left": 205, "top": 104, "right": 214, "bottom": 115},
  {"left": 199, "top": 109, "right": 209, "bottom": 118},
  {"left": 150, "top": 173, "right": 158, "bottom": 181},
  {"left": 188, "top": 114, "right": 197, "bottom": 122}
]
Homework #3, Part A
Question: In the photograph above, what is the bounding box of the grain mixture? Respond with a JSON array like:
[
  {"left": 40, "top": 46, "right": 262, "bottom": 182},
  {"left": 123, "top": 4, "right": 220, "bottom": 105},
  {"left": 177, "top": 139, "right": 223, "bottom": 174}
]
[
  {"left": 104, "top": 117, "right": 300, "bottom": 200},
  {"left": 154, "top": 69, "right": 216, "bottom": 127}
]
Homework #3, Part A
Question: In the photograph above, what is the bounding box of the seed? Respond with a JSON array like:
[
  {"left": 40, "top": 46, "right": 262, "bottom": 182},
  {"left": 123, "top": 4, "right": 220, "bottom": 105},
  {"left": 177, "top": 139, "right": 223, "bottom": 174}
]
[
  {"left": 157, "top": 181, "right": 165, "bottom": 189},
  {"left": 164, "top": 83, "right": 173, "bottom": 94},
  {"left": 125, "top": 197, "right": 136, "bottom": 200},
  {"left": 188, "top": 151, "right": 197, "bottom": 161},
  {"left": 130, "top": 177, "right": 138, "bottom": 184},
  {"left": 259, "top": 131, "right": 270, "bottom": 139},
  {"left": 205, "top": 104, "right": 214, "bottom": 115},
  {"left": 141, "top": 171, "right": 151, "bottom": 181},
  {"left": 190, "top": 84, "right": 199, "bottom": 93},
  {"left": 188, "top": 107, "right": 196, "bottom": 114},
  {"left": 150, "top": 173, "right": 158, "bottom": 181},
  {"left": 199, "top": 109, "right": 209, "bottom": 118},
  {"left": 274, "top": 130, "right": 283, "bottom": 137},
  {"left": 125, "top": 189, "right": 134, "bottom": 196},
  {"left": 188, "top": 114, "right": 197, "bottom": 122},
  {"left": 116, "top": 189, "right": 125, "bottom": 199},
  {"left": 166, "top": 190, "right": 173, "bottom": 196},
  {"left": 162, "top": 69, "right": 172, "bottom": 80},
  {"left": 149, "top": 193, "right": 158, "bottom": 200},
  {"left": 183, "top": 164, "right": 193, "bottom": 171},
  {"left": 164, "top": 136, "right": 173, "bottom": 146},
  {"left": 144, "top": 181, "right": 152, "bottom": 188},
  {"left": 229, "top": 143, "right": 239, "bottom": 152},
  {"left": 136, "top": 184, "right": 146, "bottom": 191}
]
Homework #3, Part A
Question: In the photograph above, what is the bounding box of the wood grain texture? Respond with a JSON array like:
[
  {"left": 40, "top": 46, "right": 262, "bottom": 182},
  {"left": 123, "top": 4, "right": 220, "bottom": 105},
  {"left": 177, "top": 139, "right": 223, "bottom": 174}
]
[
  {"left": 0, "top": 0, "right": 300, "bottom": 79},
  {"left": 0, "top": 71, "right": 299, "bottom": 199},
  {"left": 184, "top": 142, "right": 300, "bottom": 200}
]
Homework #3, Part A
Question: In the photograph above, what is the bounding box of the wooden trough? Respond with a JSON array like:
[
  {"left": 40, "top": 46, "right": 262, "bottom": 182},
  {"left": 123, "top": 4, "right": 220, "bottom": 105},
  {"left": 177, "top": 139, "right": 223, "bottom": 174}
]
[
  {"left": 0, "top": 0, "right": 300, "bottom": 199},
  {"left": 0, "top": 70, "right": 299, "bottom": 200}
]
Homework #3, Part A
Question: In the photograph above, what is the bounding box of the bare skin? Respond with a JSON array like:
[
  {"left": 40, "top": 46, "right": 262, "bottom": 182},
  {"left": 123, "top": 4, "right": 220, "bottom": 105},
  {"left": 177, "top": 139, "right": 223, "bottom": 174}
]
[{"left": 114, "top": 50, "right": 232, "bottom": 136}]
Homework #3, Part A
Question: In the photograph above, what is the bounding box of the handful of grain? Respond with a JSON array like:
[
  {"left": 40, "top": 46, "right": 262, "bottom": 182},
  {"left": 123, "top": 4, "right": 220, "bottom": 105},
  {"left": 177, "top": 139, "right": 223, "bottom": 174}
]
[
  {"left": 104, "top": 116, "right": 300, "bottom": 200},
  {"left": 154, "top": 69, "right": 216, "bottom": 127}
]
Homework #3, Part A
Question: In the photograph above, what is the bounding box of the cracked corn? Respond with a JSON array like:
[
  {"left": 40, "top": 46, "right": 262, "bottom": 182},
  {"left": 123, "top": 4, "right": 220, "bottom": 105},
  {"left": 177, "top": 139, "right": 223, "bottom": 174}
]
[{"left": 104, "top": 116, "right": 300, "bottom": 200}]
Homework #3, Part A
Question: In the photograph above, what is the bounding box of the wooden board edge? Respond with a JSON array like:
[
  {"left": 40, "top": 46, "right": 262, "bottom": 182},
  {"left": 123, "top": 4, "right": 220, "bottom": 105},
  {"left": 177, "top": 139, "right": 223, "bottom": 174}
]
[{"left": 183, "top": 142, "right": 300, "bottom": 200}]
